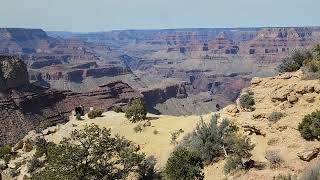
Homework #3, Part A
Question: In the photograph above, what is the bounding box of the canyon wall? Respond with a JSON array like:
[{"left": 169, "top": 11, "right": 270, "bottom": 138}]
[
  {"left": 1, "top": 27, "right": 320, "bottom": 116},
  {"left": 0, "top": 56, "right": 141, "bottom": 146}
]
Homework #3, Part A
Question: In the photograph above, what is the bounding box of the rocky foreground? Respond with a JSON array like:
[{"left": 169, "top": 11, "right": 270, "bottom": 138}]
[{"left": 1, "top": 70, "right": 320, "bottom": 179}]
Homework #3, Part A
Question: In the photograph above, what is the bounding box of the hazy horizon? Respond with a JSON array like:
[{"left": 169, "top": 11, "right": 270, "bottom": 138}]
[{"left": 0, "top": 0, "right": 319, "bottom": 32}]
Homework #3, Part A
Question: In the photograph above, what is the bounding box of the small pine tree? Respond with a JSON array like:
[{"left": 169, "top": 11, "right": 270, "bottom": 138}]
[
  {"left": 165, "top": 148, "right": 204, "bottom": 180},
  {"left": 87, "top": 109, "right": 103, "bottom": 119},
  {"left": 298, "top": 111, "right": 320, "bottom": 140},
  {"left": 125, "top": 98, "right": 147, "bottom": 123},
  {"left": 31, "top": 124, "right": 146, "bottom": 180},
  {"left": 239, "top": 93, "right": 255, "bottom": 110},
  {"left": 278, "top": 49, "right": 313, "bottom": 73}
]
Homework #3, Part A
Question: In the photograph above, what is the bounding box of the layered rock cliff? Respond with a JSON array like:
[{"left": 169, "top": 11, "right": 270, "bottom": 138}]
[
  {"left": 0, "top": 56, "right": 68, "bottom": 146},
  {"left": 0, "top": 56, "right": 141, "bottom": 146},
  {"left": 2, "top": 27, "right": 320, "bottom": 116}
]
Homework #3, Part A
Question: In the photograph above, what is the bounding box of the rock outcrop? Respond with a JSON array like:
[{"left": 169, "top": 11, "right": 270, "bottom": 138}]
[
  {"left": 0, "top": 56, "right": 141, "bottom": 146},
  {"left": 218, "top": 70, "right": 320, "bottom": 179},
  {"left": 0, "top": 56, "right": 68, "bottom": 146},
  {"left": 0, "top": 55, "right": 29, "bottom": 90}
]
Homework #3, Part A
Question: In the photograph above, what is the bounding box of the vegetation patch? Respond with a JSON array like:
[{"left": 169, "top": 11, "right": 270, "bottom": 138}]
[
  {"left": 278, "top": 45, "right": 320, "bottom": 80},
  {"left": 165, "top": 147, "right": 204, "bottom": 180},
  {"left": 0, "top": 144, "right": 12, "bottom": 163},
  {"left": 300, "top": 162, "right": 320, "bottom": 180},
  {"left": 170, "top": 129, "right": 184, "bottom": 145},
  {"left": 278, "top": 49, "right": 312, "bottom": 73},
  {"left": 88, "top": 109, "right": 103, "bottom": 119},
  {"left": 265, "top": 150, "right": 284, "bottom": 168},
  {"left": 298, "top": 110, "right": 320, "bottom": 140},
  {"left": 239, "top": 91, "right": 255, "bottom": 110},
  {"left": 268, "top": 112, "right": 285, "bottom": 123},
  {"left": 28, "top": 158, "right": 43, "bottom": 173},
  {"left": 181, "top": 115, "right": 253, "bottom": 173},
  {"left": 31, "top": 124, "right": 148, "bottom": 180},
  {"left": 125, "top": 98, "right": 147, "bottom": 123},
  {"left": 133, "top": 124, "right": 144, "bottom": 133},
  {"left": 112, "top": 106, "right": 124, "bottom": 113}
]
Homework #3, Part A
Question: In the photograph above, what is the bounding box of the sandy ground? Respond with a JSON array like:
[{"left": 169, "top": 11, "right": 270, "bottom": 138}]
[{"left": 47, "top": 112, "right": 214, "bottom": 169}]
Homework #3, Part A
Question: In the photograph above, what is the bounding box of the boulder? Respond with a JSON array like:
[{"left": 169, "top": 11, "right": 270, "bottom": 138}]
[
  {"left": 277, "top": 73, "right": 292, "bottom": 79},
  {"left": 304, "top": 95, "right": 315, "bottom": 103},
  {"left": 295, "top": 84, "right": 314, "bottom": 94},
  {"left": 297, "top": 147, "right": 320, "bottom": 161},
  {"left": 271, "top": 89, "right": 291, "bottom": 102},
  {"left": 0, "top": 160, "right": 7, "bottom": 170},
  {"left": 251, "top": 77, "right": 262, "bottom": 85},
  {"left": 287, "top": 94, "right": 298, "bottom": 103},
  {"left": 225, "top": 104, "right": 239, "bottom": 114},
  {"left": 22, "top": 139, "right": 33, "bottom": 152},
  {"left": 252, "top": 112, "right": 266, "bottom": 119},
  {"left": 13, "top": 140, "right": 24, "bottom": 151},
  {"left": 42, "top": 126, "right": 58, "bottom": 135},
  {"left": 242, "top": 124, "right": 266, "bottom": 137},
  {"left": 314, "top": 84, "right": 320, "bottom": 93},
  {"left": 241, "top": 158, "right": 255, "bottom": 169},
  {"left": 278, "top": 101, "right": 293, "bottom": 110},
  {"left": 143, "top": 121, "right": 151, "bottom": 127}
]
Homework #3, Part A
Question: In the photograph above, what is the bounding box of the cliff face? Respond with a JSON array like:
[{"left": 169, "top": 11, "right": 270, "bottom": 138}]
[
  {"left": 0, "top": 56, "right": 68, "bottom": 146},
  {"left": 0, "top": 56, "right": 141, "bottom": 146},
  {"left": 2, "top": 27, "right": 320, "bottom": 116},
  {"left": 65, "top": 27, "right": 320, "bottom": 64},
  {"left": 0, "top": 28, "right": 107, "bottom": 64},
  {"left": 0, "top": 56, "right": 29, "bottom": 90},
  {"left": 62, "top": 81, "right": 142, "bottom": 112}
]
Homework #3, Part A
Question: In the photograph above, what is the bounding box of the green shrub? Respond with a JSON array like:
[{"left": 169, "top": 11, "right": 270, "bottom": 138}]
[
  {"left": 224, "top": 155, "right": 242, "bottom": 173},
  {"left": 276, "top": 174, "right": 297, "bottom": 180},
  {"left": 181, "top": 115, "right": 254, "bottom": 166},
  {"left": 300, "top": 162, "right": 320, "bottom": 180},
  {"left": 170, "top": 129, "right": 184, "bottom": 145},
  {"left": 9, "top": 167, "right": 20, "bottom": 177},
  {"left": 112, "top": 106, "right": 124, "bottom": 113},
  {"left": 34, "top": 137, "right": 50, "bottom": 158},
  {"left": 76, "top": 114, "right": 82, "bottom": 120},
  {"left": 28, "top": 158, "right": 43, "bottom": 173},
  {"left": 298, "top": 111, "right": 320, "bottom": 140},
  {"left": 138, "top": 155, "right": 160, "bottom": 180},
  {"left": 153, "top": 129, "right": 159, "bottom": 135},
  {"left": 268, "top": 112, "right": 285, "bottom": 122},
  {"left": 125, "top": 98, "right": 147, "bottom": 123},
  {"left": 88, "top": 109, "right": 103, "bottom": 119},
  {"left": 133, "top": 124, "right": 143, "bottom": 133},
  {"left": 265, "top": 150, "right": 283, "bottom": 168},
  {"left": 278, "top": 49, "right": 313, "bottom": 73},
  {"left": 313, "top": 44, "right": 320, "bottom": 59},
  {"left": 0, "top": 145, "right": 12, "bottom": 159},
  {"left": 239, "top": 93, "right": 255, "bottom": 110},
  {"left": 35, "top": 121, "right": 51, "bottom": 134},
  {"left": 165, "top": 148, "right": 204, "bottom": 180},
  {"left": 302, "top": 59, "right": 320, "bottom": 79},
  {"left": 31, "top": 124, "right": 146, "bottom": 180}
]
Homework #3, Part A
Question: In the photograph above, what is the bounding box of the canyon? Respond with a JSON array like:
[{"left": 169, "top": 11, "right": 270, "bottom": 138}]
[
  {"left": 1, "top": 27, "right": 320, "bottom": 115},
  {"left": 0, "top": 56, "right": 141, "bottom": 146}
]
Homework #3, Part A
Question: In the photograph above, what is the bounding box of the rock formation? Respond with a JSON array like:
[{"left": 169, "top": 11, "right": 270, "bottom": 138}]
[
  {"left": 2, "top": 27, "right": 320, "bottom": 115},
  {"left": 0, "top": 56, "right": 141, "bottom": 146}
]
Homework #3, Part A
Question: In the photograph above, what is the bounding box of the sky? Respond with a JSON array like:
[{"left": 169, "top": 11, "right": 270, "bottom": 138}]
[{"left": 0, "top": 0, "right": 319, "bottom": 32}]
